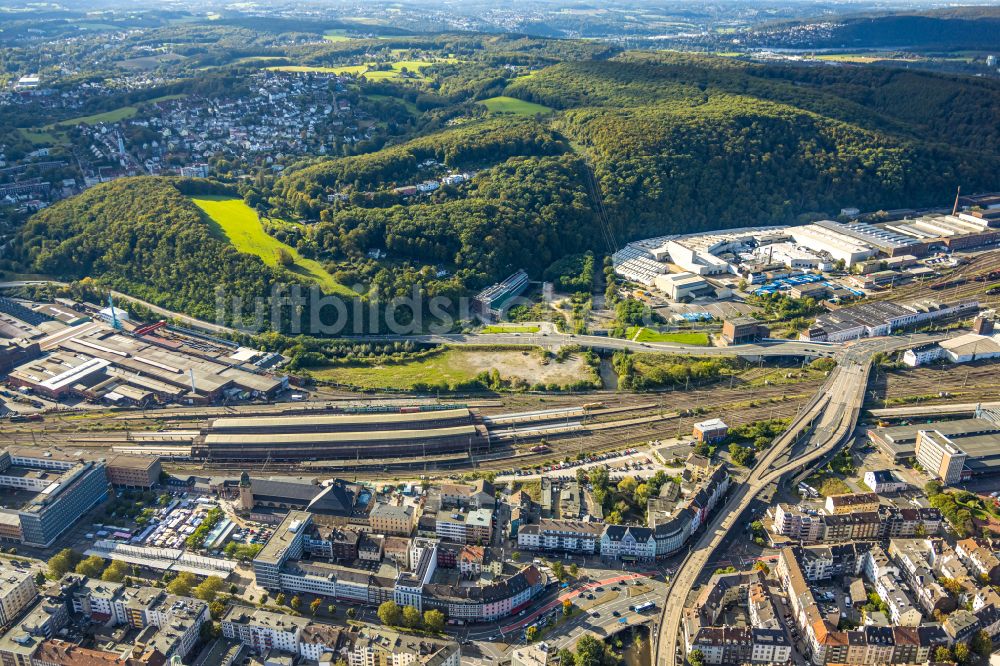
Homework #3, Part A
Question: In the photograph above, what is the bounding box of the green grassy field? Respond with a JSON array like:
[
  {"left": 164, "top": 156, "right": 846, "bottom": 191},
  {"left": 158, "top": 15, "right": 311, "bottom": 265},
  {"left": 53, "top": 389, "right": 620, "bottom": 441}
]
[
  {"left": 24, "top": 95, "right": 188, "bottom": 143},
  {"left": 47, "top": 106, "right": 138, "bottom": 128},
  {"left": 628, "top": 327, "right": 710, "bottom": 345},
  {"left": 268, "top": 64, "right": 368, "bottom": 75},
  {"left": 323, "top": 30, "right": 354, "bottom": 42},
  {"left": 481, "top": 325, "right": 540, "bottom": 334},
  {"left": 189, "top": 196, "right": 354, "bottom": 296},
  {"left": 147, "top": 94, "right": 189, "bottom": 104},
  {"left": 478, "top": 96, "right": 552, "bottom": 116},
  {"left": 312, "top": 347, "right": 594, "bottom": 389},
  {"left": 367, "top": 94, "right": 420, "bottom": 115},
  {"left": 19, "top": 129, "right": 63, "bottom": 145},
  {"left": 269, "top": 59, "right": 452, "bottom": 81}
]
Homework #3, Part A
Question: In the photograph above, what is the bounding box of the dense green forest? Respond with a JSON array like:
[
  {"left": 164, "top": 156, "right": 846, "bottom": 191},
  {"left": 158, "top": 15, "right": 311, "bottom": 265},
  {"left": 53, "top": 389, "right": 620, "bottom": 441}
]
[
  {"left": 12, "top": 178, "right": 293, "bottom": 324},
  {"left": 11, "top": 39, "right": 1000, "bottom": 331},
  {"left": 275, "top": 117, "right": 566, "bottom": 217}
]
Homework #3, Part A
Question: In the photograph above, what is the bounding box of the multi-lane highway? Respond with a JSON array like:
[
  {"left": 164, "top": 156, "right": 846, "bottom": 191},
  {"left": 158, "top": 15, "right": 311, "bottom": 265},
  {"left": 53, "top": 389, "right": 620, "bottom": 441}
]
[{"left": 653, "top": 332, "right": 949, "bottom": 666}]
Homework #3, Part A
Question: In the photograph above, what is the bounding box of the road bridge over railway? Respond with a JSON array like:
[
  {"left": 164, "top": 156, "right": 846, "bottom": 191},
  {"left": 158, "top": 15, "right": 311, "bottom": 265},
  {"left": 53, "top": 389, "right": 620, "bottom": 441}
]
[{"left": 653, "top": 332, "right": 950, "bottom": 666}]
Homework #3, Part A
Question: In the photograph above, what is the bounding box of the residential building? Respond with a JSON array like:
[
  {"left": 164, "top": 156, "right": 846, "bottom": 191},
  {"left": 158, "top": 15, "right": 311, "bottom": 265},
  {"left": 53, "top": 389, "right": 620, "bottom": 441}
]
[
  {"left": 0, "top": 569, "right": 37, "bottom": 628},
  {"left": 874, "top": 574, "right": 923, "bottom": 626},
  {"left": 516, "top": 520, "right": 602, "bottom": 555},
  {"left": 435, "top": 508, "right": 491, "bottom": 545},
  {"left": 956, "top": 538, "right": 1000, "bottom": 584},
  {"left": 222, "top": 607, "right": 308, "bottom": 655},
  {"left": 600, "top": 526, "right": 656, "bottom": 562},
  {"left": 369, "top": 503, "right": 415, "bottom": 537},
  {"left": 31, "top": 639, "right": 166, "bottom": 666},
  {"left": 863, "top": 470, "right": 907, "bottom": 494},
  {"left": 824, "top": 492, "right": 879, "bottom": 515}
]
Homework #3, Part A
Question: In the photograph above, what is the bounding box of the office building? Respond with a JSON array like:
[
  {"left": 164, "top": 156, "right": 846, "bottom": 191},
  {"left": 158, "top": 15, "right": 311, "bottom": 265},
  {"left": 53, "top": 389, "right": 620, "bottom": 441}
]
[
  {"left": 915, "top": 430, "right": 968, "bottom": 485},
  {"left": 0, "top": 450, "right": 109, "bottom": 547},
  {"left": 693, "top": 419, "right": 728, "bottom": 443},
  {"left": 720, "top": 317, "right": 769, "bottom": 346},
  {"left": 105, "top": 455, "right": 161, "bottom": 488}
]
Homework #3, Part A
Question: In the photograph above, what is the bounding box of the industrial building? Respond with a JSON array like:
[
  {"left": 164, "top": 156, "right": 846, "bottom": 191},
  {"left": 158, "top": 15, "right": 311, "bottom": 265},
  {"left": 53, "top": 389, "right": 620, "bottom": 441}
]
[
  {"left": 473, "top": 270, "right": 529, "bottom": 321},
  {"left": 884, "top": 213, "right": 999, "bottom": 251},
  {"left": 6, "top": 326, "right": 285, "bottom": 404},
  {"left": 0, "top": 339, "right": 39, "bottom": 374},
  {"left": 653, "top": 272, "right": 711, "bottom": 300},
  {"left": 802, "top": 298, "right": 979, "bottom": 343},
  {"left": 693, "top": 418, "right": 729, "bottom": 443},
  {"left": 814, "top": 219, "right": 930, "bottom": 257},
  {"left": 789, "top": 223, "right": 876, "bottom": 267},
  {"left": 902, "top": 318, "right": 1000, "bottom": 367},
  {"left": 611, "top": 243, "right": 669, "bottom": 285}
]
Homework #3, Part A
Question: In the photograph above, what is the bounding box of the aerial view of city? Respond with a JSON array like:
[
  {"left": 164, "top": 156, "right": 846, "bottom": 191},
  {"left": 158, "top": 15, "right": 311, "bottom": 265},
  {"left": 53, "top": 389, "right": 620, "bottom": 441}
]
[{"left": 0, "top": 0, "right": 998, "bottom": 665}]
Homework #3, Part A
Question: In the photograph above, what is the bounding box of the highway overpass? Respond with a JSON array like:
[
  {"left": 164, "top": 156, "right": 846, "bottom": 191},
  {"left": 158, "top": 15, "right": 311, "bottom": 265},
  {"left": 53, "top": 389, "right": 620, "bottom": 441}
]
[{"left": 653, "top": 332, "right": 948, "bottom": 666}]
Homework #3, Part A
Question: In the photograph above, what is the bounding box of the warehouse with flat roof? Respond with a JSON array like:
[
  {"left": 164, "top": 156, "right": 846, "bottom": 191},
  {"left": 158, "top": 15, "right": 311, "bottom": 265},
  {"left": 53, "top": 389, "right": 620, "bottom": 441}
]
[
  {"left": 209, "top": 407, "right": 472, "bottom": 433},
  {"left": 198, "top": 425, "right": 486, "bottom": 461},
  {"left": 7, "top": 326, "right": 285, "bottom": 403},
  {"left": 868, "top": 417, "right": 1000, "bottom": 478}
]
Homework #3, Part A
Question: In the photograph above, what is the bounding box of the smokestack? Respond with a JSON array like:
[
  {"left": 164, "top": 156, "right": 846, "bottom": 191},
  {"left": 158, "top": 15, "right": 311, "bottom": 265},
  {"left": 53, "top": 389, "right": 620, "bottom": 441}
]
[
  {"left": 189, "top": 368, "right": 196, "bottom": 394},
  {"left": 952, "top": 186, "right": 961, "bottom": 216}
]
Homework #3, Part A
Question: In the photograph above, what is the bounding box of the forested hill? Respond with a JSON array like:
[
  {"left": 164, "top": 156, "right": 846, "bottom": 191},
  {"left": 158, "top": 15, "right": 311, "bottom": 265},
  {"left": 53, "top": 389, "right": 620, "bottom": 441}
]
[
  {"left": 13, "top": 48, "right": 1000, "bottom": 330},
  {"left": 746, "top": 12, "right": 1000, "bottom": 50},
  {"left": 275, "top": 117, "right": 567, "bottom": 219},
  {"left": 502, "top": 53, "right": 1000, "bottom": 240},
  {"left": 12, "top": 178, "right": 294, "bottom": 324}
]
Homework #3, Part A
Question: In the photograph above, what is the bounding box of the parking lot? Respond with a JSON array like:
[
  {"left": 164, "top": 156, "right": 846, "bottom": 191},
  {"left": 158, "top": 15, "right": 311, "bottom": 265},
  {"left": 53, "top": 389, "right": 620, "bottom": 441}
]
[{"left": 494, "top": 447, "right": 661, "bottom": 482}]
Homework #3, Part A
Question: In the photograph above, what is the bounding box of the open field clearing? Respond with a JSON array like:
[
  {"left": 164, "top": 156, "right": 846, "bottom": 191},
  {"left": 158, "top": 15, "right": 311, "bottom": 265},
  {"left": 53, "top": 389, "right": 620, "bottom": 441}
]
[
  {"left": 480, "top": 325, "right": 540, "bottom": 334},
  {"left": 269, "top": 59, "right": 453, "bottom": 81},
  {"left": 478, "top": 96, "right": 552, "bottom": 116},
  {"left": 367, "top": 94, "right": 420, "bottom": 114},
  {"left": 18, "top": 129, "right": 62, "bottom": 145},
  {"left": 190, "top": 196, "right": 354, "bottom": 296},
  {"left": 49, "top": 106, "right": 138, "bottom": 127},
  {"left": 323, "top": 30, "right": 355, "bottom": 42},
  {"left": 311, "top": 347, "right": 597, "bottom": 389},
  {"left": 627, "top": 327, "right": 710, "bottom": 345},
  {"left": 268, "top": 64, "right": 368, "bottom": 75}
]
